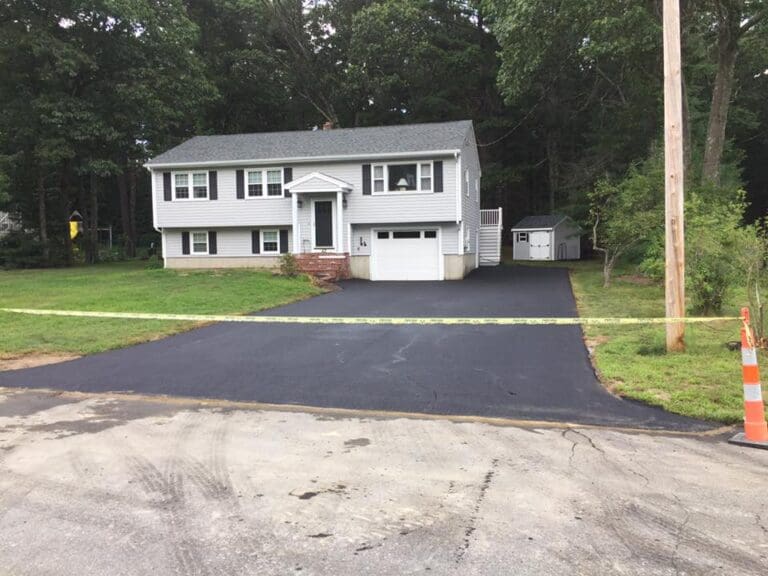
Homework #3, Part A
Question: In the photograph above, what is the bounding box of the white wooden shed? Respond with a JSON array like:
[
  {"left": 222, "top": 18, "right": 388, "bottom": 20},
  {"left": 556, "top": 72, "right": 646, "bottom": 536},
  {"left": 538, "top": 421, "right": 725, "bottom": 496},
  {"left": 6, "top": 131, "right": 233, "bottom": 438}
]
[{"left": 511, "top": 215, "right": 581, "bottom": 261}]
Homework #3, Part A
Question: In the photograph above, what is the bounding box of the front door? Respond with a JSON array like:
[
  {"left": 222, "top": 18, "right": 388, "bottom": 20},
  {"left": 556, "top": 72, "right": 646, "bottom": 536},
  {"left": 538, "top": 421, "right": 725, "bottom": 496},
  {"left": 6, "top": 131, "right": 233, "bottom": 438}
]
[{"left": 314, "top": 200, "right": 334, "bottom": 248}]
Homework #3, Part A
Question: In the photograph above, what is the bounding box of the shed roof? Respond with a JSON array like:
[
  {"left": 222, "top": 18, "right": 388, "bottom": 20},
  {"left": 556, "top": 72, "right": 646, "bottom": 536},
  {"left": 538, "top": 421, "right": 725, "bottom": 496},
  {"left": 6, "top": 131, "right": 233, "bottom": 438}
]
[
  {"left": 511, "top": 215, "right": 569, "bottom": 230},
  {"left": 146, "top": 120, "right": 473, "bottom": 167}
]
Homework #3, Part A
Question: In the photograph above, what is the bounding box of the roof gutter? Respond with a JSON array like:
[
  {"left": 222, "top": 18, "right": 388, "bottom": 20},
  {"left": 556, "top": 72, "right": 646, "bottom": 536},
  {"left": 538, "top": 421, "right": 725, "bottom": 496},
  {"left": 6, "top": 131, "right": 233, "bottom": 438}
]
[{"left": 143, "top": 149, "right": 461, "bottom": 170}]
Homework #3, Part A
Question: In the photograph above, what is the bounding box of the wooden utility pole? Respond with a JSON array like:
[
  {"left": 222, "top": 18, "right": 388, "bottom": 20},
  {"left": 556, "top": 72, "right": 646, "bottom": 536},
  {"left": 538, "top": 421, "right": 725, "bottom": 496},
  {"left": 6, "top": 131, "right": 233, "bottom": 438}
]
[{"left": 663, "top": 0, "right": 686, "bottom": 352}]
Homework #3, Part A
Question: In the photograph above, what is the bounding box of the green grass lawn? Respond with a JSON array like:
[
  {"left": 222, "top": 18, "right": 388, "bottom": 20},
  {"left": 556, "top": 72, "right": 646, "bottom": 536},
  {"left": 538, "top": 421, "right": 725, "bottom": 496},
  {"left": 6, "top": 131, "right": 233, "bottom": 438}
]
[
  {"left": 553, "top": 259, "right": 754, "bottom": 424},
  {"left": 0, "top": 261, "right": 322, "bottom": 357}
]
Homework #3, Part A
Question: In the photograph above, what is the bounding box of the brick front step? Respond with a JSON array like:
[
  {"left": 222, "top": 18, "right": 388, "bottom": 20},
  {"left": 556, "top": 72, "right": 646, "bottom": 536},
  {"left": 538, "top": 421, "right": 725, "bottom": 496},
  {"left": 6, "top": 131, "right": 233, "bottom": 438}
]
[{"left": 295, "top": 253, "right": 351, "bottom": 281}]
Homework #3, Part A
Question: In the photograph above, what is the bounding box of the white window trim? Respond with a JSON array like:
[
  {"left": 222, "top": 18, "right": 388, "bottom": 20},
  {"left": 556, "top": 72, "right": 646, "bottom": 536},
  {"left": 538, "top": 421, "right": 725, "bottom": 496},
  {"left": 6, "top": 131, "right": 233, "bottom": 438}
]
[
  {"left": 173, "top": 171, "right": 209, "bottom": 201},
  {"left": 371, "top": 161, "right": 434, "bottom": 195},
  {"left": 261, "top": 229, "right": 280, "bottom": 254},
  {"left": 191, "top": 231, "right": 209, "bottom": 255},
  {"left": 246, "top": 167, "right": 285, "bottom": 199}
]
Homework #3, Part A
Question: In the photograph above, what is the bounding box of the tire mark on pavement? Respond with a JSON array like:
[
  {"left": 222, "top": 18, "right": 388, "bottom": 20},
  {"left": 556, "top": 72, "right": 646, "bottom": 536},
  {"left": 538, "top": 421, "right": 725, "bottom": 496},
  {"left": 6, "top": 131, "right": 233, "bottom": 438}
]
[{"left": 455, "top": 457, "right": 499, "bottom": 565}]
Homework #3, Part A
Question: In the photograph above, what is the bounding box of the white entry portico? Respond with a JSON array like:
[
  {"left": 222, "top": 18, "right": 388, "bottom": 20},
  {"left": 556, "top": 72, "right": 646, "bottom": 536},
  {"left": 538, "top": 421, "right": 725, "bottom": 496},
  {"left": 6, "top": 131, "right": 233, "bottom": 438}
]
[{"left": 285, "top": 172, "right": 352, "bottom": 255}]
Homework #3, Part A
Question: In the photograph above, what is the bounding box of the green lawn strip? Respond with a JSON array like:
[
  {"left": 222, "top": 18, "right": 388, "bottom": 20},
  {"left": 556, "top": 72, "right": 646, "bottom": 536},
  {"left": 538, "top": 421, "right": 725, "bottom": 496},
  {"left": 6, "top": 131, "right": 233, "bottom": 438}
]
[
  {"left": 566, "top": 260, "right": 750, "bottom": 424},
  {"left": 0, "top": 261, "right": 323, "bottom": 357}
]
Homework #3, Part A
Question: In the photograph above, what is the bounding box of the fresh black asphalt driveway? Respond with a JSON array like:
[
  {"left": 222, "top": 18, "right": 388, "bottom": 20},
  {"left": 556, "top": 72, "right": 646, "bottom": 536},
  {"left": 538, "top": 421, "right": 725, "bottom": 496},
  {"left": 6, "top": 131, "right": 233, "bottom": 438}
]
[{"left": 0, "top": 266, "right": 708, "bottom": 430}]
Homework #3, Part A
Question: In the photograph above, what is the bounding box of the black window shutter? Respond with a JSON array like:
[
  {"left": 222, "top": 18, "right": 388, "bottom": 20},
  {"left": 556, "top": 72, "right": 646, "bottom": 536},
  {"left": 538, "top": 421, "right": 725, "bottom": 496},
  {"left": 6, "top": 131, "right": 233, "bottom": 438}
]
[
  {"left": 283, "top": 167, "right": 292, "bottom": 197},
  {"left": 181, "top": 231, "right": 190, "bottom": 255},
  {"left": 209, "top": 171, "right": 218, "bottom": 200},
  {"left": 362, "top": 164, "right": 371, "bottom": 195},
  {"left": 251, "top": 230, "right": 260, "bottom": 254},
  {"left": 279, "top": 229, "right": 289, "bottom": 254},
  {"left": 236, "top": 169, "right": 244, "bottom": 199},
  {"left": 208, "top": 231, "right": 217, "bottom": 254},
  {"left": 434, "top": 161, "right": 443, "bottom": 193},
  {"left": 163, "top": 172, "right": 172, "bottom": 201}
]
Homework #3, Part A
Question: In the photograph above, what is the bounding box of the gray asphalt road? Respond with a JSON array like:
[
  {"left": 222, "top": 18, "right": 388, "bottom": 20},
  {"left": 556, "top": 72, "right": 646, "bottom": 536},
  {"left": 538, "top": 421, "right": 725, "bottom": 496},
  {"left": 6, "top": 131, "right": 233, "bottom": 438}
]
[
  {"left": 0, "top": 266, "right": 709, "bottom": 430},
  {"left": 0, "top": 390, "right": 764, "bottom": 576}
]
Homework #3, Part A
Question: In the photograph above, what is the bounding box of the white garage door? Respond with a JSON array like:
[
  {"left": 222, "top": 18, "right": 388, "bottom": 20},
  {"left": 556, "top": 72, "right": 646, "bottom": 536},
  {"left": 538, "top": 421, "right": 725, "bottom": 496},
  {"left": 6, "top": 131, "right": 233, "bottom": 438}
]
[{"left": 372, "top": 230, "right": 441, "bottom": 281}]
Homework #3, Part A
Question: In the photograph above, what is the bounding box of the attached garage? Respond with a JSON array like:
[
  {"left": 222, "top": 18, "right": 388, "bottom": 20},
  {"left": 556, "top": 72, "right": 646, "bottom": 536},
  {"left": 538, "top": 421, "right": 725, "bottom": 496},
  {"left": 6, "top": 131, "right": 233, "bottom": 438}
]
[{"left": 370, "top": 229, "right": 442, "bottom": 281}]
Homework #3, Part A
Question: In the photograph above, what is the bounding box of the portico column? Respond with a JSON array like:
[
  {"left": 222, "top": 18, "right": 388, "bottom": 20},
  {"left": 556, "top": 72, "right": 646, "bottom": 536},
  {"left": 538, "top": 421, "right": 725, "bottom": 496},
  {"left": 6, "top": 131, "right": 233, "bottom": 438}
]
[
  {"left": 291, "top": 192, "right": 299, "bottom": 254},
  {"left": 336, "top": 190, "right": 344, "bottom": 253}
]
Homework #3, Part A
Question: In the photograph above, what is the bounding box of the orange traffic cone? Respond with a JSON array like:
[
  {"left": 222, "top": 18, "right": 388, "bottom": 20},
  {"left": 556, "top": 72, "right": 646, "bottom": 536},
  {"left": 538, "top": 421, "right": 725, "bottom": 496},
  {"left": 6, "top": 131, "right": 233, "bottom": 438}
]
[{"left": 729, "top": 307, "right": 768, "bottom": 449}]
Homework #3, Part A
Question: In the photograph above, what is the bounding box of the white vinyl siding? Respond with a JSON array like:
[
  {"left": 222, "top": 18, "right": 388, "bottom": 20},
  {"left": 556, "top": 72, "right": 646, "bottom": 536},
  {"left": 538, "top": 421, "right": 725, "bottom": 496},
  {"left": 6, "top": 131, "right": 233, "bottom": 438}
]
[
  {"left": 155, "top": 169, "right": 292, "bottom": 227},
  {"left": 459, "top": 126, "right": 481, "bottom": 257},
  {"left": 153, "top": 157, "right": 458, "bottom": 228},
  {"left": 164, "top": 228, "right": 292, "bottom": 258}
]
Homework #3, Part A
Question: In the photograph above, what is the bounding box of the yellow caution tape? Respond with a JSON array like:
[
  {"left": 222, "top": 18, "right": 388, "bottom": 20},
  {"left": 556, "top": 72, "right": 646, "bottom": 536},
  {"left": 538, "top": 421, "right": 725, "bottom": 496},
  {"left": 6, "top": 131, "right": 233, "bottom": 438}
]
[{"left": 0, "top": 307, "right": 741, "bottom": 326}]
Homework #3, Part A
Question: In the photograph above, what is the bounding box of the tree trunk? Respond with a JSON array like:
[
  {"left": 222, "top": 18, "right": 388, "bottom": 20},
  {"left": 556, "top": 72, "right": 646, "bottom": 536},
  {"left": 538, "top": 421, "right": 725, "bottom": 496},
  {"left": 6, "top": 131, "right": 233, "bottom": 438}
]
[
  {"left": 602, "top": 253, "right": 614, "bottom": 288},
  {"left": 118, "top": 171, "right": 136, "bottom": 258},
  {"left": 128, "top": 168, "right": 138, "bottom": 257},
  {"left": 88, "top": 173, "right": 99, "bottom": 264},
  {"left": 546, "top": 131, "right": 559, "bottom": 213},
  {"left": 61, "top": 164, "right": 74, "bottom": 266},
  {"left": 36, "top": 175, "right": 49, "bottom": 264},
  {"left": 701, "top": 31, "right": 738, "bottom": 184}
]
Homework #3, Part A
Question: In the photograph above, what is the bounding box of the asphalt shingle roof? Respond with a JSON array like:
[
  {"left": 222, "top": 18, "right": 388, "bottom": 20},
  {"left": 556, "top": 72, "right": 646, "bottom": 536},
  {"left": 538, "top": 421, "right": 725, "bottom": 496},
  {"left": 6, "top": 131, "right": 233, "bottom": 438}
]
[
  {"left": 512, "top": 215, "right": 569, "bottom": 229},
  {"left": 146, "top": 120, "right": 473, "bottom": 166}
]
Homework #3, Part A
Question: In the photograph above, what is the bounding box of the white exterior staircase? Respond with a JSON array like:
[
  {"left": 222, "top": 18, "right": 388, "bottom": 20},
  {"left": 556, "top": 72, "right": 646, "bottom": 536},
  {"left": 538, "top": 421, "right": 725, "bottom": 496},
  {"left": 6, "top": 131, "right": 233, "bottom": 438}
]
[{"left": 479, "top": 208, "right": 502, "bottom": 266}]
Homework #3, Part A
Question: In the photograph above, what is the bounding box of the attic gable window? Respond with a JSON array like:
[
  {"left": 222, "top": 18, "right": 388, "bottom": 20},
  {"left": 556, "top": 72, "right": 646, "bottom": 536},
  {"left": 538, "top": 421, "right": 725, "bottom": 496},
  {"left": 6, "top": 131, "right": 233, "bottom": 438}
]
[
  {"left": 174, "top": 172, "right": 208, "bottom": 200},
  {"left": 371, "top": 162, "right": 434, "bottom": 194}
]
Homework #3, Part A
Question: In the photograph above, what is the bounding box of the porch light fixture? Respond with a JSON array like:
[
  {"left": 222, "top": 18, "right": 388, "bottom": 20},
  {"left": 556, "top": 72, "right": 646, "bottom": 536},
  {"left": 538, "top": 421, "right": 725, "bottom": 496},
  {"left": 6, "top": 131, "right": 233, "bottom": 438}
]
[
  {"left": 297, "top": 198, "right": 303, "bottom": 208},
  {"left": 343, "top": 197, "right": 348, "bottom": 208}
]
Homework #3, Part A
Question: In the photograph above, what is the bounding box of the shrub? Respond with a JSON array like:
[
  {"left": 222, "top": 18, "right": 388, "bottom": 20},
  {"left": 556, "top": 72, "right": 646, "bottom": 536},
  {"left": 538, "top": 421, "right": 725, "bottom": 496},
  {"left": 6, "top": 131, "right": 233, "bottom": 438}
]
[
  {"left": 0, "top": 230, "right": 48, "bottom": 269},
  {"left": 589, "top": 155, "right": 664, "bottom": 286},
  {"left": 145, "top": 255, "right": 164, "bottom": 269},
  {"left": 279, "top": 253, "right": 300, "bottom": 277},
  {"left": 641, "top": 192, "right": 762, "bottom": 315}
]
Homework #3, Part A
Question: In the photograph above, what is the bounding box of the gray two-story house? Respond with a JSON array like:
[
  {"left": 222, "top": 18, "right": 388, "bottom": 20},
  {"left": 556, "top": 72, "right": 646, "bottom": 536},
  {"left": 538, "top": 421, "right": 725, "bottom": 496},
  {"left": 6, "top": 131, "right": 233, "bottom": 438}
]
[{"left": 145, "top": 120, "right": 483, "bottom": 281}]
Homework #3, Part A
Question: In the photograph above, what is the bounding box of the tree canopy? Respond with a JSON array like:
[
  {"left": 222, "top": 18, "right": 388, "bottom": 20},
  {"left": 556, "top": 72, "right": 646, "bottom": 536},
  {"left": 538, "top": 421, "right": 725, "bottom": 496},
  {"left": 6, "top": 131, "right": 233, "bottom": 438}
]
[{"left": 0, "top": 0, "right": 766, "bottom": 265}]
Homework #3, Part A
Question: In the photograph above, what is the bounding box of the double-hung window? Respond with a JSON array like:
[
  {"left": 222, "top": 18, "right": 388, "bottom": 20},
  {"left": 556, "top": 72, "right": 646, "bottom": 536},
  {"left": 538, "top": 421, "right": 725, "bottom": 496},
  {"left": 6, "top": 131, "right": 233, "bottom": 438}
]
[
  {"left": 373, "top": 165, "right": 385, "bottom": 192},
  {"left": 246, "top": 168, "right": 283, "bottom": 197},
  {"left": 372, "top": 162, "right": 433, "bottom": 193},
  {"left": 174, "top": 172, "right": 208, "bottom": 200},
  {"left": 192, "top": 231, "right": 208, "bottom": 254},
  {"left": 262, "top": 230, "right": 279, "bottom": 253},
  {"left": 419, "top": 163, "right": 432, "bottom": 191},
  {"left": 267, "top": 170, "right": 282, "bottom": 196},
  {"left": 247, "top": 170, "right": 263, "bottom": 197}
]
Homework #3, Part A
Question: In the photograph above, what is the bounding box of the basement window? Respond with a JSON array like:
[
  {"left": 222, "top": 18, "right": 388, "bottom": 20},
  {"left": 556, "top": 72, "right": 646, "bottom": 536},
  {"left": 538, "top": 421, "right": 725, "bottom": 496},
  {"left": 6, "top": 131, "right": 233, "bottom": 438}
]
[
  {"left": 262, "top": 230, "right": 279, "bottom": 253},
  {"left": 192, "top": 231, "right": 208, "bottom": 254}
]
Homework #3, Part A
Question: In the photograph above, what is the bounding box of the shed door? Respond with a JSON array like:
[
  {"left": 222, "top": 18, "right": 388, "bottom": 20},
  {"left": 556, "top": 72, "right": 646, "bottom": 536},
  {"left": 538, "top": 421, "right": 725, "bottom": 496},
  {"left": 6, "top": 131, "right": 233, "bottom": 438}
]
[
  {"left": 372, "top": 230, "right": 440, "bottom": 281},
  {"left": 529, "top": 231, "right": 551, "bottom": 260}
]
